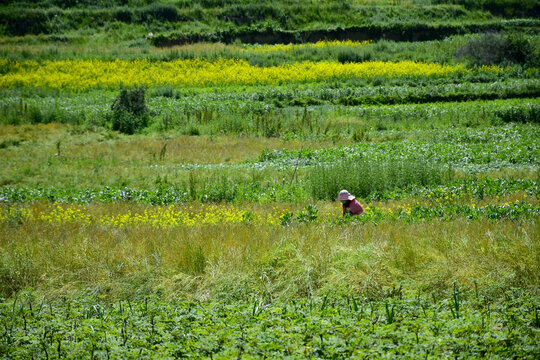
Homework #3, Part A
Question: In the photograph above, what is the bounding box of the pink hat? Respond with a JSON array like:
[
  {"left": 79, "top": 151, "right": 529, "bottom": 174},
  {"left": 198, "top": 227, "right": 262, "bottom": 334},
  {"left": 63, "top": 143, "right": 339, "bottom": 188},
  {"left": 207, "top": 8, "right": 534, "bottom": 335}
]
[{"left": 336, "top": 190, "right": 355, "bottom": 201}]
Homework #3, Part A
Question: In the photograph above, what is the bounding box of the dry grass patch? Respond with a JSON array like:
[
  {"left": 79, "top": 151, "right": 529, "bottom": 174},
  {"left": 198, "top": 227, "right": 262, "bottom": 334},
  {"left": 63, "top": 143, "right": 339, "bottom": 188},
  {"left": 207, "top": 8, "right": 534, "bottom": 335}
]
[
  {"left": 1, "top": 217, "right": 538, "bottom": 300},
  {"left": 0, "top": 124, "right": 344, "bottom": 188},
  {"left": 1, "top": 123, "right": 341, "bottom": 164}
]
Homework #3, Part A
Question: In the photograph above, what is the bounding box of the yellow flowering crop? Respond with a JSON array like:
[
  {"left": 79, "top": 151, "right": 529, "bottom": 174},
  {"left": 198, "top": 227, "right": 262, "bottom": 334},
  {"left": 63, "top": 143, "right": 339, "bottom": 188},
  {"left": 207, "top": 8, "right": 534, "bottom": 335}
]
[
  {"left": 0, "top": 204, "right": 286, "bottom": 228},
  {"left": 246, "top": 40, "right": 372, "bottom": 53},
  {"left": 0, "top": 58, "right": 498, "bottom": 90}
]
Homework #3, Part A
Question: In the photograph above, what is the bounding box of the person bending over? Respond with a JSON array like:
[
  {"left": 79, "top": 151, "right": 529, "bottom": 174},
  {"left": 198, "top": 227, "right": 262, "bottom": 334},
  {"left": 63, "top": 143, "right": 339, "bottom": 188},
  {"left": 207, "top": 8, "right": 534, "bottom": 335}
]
[{"left": 336, "top": 189, "right": 364, "bottom": 216}]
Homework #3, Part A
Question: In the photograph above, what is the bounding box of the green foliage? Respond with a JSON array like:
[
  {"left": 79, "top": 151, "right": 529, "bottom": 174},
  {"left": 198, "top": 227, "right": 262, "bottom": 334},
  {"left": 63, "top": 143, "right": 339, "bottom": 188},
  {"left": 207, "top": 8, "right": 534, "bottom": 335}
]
[
  {"left": 310, "top": 159, "right": 448, "bottom": 200},
  {"left": 456, "top": 32, "right": 537, "bottom": 66},
  {"left": 185, "top": 124, "right": 200, "bottom": 136},
  {"left": 0, "top": 8, "right": 49, "bottom": 35},
  {"left": 0, "top": 4, "right": 538, "bottom": 356},
  {"left": 114, "top": 6, "right": 133, "bottom": 23},
  {"left": 181, "top": 244, "right": 207, "bottom": 275},
  {"left": 0, "top": 177, "right": 537, "bottom": 205},
  {"left": 1, "top": 0, "right": 538, "bottom": 40},
  {"left": 0, "top": 292, "right": 538, "bottom": 358},
  {"left": 494, "top": 102, "right": 540, "bottom": 124},
  {"left": 3, "top": 80, "right": 539, "bottom": 134},
  {"left": 434, "top": 0, "right": 540, "bottom": 17},
  {"left": 279, "top": 211, "right": 294, "bottom": 226},
  {"left": 110, "top": 87, "right": 150, "bottom": 134},
  {"left": 259, "top": 124, "right": 540, "bottom": 174},
  {"left": 337, "top": 48, "right": 373, "bottom": 63},
  {"left": 295, "top": 204, "right": 318, "bottom": 223},
  {"left": 138, "top": 3, "right": 179, "bottom": 22},
  {"left": 219, "top": 3, "right": 287, "bottom": 26}
]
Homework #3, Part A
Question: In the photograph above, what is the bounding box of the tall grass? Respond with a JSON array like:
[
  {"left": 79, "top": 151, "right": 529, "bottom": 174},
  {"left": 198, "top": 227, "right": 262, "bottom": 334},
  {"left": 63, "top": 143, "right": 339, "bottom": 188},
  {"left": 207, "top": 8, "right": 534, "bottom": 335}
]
[
  {"left": 1, "top": 218, "right": 537, "bottom": 300},
  {"left": 310, "top": 159, "right": 451, "bottom": 200}
]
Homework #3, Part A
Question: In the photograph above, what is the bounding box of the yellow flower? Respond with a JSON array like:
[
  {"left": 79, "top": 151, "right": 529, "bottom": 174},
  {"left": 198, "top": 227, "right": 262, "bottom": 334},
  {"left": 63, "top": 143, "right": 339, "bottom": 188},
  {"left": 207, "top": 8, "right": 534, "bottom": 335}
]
[{"left": 0, "top": 59, "right": 498, "bottom": 90}]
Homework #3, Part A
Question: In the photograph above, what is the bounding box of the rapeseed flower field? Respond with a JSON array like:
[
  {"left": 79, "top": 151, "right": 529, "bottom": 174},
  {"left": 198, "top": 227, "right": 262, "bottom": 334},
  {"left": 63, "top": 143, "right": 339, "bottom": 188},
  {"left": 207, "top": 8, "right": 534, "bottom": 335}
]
[
  {"left": 246, "top": 39, "right": 373, "bottom": 52},
  {"left": 0, "top": 204, "right": 288, "bottom": 227},
  {"left": 0, "top": 58, "right": 500, "bottom": 90}
]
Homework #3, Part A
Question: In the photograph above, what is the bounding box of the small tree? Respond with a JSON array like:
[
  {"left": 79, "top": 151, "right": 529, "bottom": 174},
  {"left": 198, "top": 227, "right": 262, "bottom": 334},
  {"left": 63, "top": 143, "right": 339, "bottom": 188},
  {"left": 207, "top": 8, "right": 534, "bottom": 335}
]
[{"left": 110, "top": 87, "right": 150, "bottom": 135}]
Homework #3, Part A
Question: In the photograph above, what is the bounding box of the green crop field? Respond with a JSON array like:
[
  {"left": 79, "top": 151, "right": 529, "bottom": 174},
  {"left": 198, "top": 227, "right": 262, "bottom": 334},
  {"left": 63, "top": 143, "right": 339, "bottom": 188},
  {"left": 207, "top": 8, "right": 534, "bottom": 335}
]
[{"left": 0, "top": 0, "right": 539, "bottom": 358}]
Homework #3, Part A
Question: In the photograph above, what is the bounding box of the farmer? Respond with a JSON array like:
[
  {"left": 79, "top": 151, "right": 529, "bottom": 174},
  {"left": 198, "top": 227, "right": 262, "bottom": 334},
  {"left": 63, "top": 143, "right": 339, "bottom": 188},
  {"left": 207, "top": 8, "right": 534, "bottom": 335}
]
[{"left": 336, "top": 190, "right": 364, "bottom": 216}]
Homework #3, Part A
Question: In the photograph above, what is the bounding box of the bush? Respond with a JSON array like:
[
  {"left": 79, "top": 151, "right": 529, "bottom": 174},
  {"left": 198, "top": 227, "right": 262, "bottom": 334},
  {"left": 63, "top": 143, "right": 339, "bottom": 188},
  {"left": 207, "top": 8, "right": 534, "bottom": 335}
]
[
  {"left": 138, "top": 3, "right": 179, "bottom": 22},
  {"left": 110, "top": 87, "right": 150, "bottom": 134},
  {"left": 114, "top": 7, "right": 133, "bottom": 23},
  {"left": 0, "top": 9, "right": 49, "bottom": 35},
  {"left": 337, "top": 48, "right": 373, "bottom": 63},
  {"left": 219, "top": 3, "right": 286, "bottom": 25},
  {"left": 456, "top": 32, "right": 536, "bottom": 66},
  {"left": 185, "top": 125, "right": 200, "bottom": 136},
  {"left": 494, "top": 103, "right": 540, "bottom": 124}
]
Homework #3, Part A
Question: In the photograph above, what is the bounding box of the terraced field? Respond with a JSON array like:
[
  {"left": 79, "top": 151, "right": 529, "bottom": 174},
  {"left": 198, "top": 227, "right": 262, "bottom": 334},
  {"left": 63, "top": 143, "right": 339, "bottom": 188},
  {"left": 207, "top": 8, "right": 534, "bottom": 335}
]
[{"left": 0, "top": 0, "right": 539, "bottom": 358}]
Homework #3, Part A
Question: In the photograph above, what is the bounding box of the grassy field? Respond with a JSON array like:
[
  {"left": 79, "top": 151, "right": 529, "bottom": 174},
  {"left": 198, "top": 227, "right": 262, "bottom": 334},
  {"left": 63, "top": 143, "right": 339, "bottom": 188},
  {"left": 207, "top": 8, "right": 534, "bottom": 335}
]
[{"left": 1, "top": 0, "right": 539, "bottom": 358}]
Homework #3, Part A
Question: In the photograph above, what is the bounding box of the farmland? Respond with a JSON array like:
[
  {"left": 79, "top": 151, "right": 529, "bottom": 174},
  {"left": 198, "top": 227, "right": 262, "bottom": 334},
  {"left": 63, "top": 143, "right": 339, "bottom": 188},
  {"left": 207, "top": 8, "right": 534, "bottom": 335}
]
[{"left": 1, "top": 0, "right": 539, "bottom": 358}]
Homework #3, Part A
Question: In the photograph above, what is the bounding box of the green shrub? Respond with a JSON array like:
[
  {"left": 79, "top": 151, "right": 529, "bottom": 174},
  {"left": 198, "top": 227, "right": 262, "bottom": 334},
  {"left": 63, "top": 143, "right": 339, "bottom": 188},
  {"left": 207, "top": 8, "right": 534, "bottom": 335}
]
[
  {"left": 110, "top": 87, "right": 150, "bottom": 134},
  {"left": 114, "top": 7, "right": 133, "bottom": 23},
  {"left": 219, "top": 3, "right": 286, "bottom": 25},
  {"left": 494, "top": 103, "right": 540, "bottom": 124},
  {"left": 0, "top": 9, "right": 49, "bottom": 35},
  {"left": 337, "top": 48, "right": 373, "bottom": 63},
  {"left": 138, "top": 3, "right": 179, "bottom": 22},
  {"left": 456, "top": 32, "right": 536, "bottom": 66},
  {"left": 185, "top": 124, "right": 200, "bottom": 136}
]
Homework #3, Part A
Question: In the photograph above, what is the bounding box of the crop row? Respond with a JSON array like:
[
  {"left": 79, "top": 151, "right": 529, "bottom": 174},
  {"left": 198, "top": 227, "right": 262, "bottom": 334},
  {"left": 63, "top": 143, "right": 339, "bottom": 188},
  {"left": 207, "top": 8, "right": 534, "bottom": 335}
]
[
  {"left": 0, "top": 177, "right": 537, "bottom": 205},
  {"left": 257, "top": 124, "right": 540, "bottom": 172},
  {"left": 2, "top": 200, "right": 538, "bottom": 228},
  {"left": 1, "top": 290, "right": 538, "bottom": 359},
  {"left": 2, "top": 33, "right": 536, "bottom": 67},
  {"left": 244, "top": 40, "right": 372, "bottom": 54},
  {"left": 148, "top": 78, "right": 540, "bottom": 110},
  {"left": 1, "top": 89, "right": 538, "bottom": 136},
  {"left": 0, "top": 59, "right": 504, "bottom": 90}
]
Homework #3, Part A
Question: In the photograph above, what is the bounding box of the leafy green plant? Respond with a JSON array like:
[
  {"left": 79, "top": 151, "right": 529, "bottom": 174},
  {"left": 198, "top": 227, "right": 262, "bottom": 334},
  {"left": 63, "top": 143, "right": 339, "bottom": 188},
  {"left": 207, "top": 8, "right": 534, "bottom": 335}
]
[
  {"left": 1, "top": 293, "right": 538, "bottom": 358},
  {"left": 384, "top": 301, "right": 396, "bottom": 324},
  {"left": 296, "top": 204, "right": 318, "bottom": 223},
  {"left": 279, "top": 212, "right": 294, "bottom": 227},
  {"left": 6, "top": 207, "right": 23, "bottom": 226}
]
